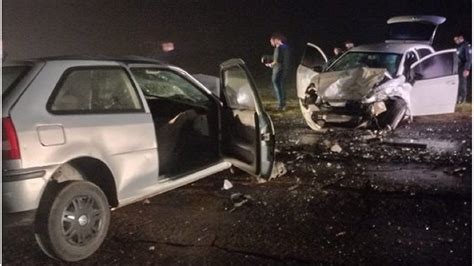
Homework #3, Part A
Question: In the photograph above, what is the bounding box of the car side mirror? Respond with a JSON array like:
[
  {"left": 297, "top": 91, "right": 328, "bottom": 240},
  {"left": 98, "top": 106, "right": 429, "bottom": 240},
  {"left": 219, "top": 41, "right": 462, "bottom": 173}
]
[{"left": 312, "top": 65, "right": 324, "bottom": 72}]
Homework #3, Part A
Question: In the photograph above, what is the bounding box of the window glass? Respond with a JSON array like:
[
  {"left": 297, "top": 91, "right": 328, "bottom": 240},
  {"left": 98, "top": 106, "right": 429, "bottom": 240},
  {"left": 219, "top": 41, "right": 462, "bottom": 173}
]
[
  {"left": 223, "top": 66, "right": 255, "bottom": 110},
  {"left": 131, "top": 68, "right": 210, "bottom": 104},
  {"left": 388, "top": 22, "right": 436, "bottom": 41},
  {"left": 412, "top": 52, "right": 455, "bottom": 80},
  {"left": 328, "top": 52, "right": 402, "bottom": 76},
  {"left": 50, "top": 68, "right": 142, "bottom": 113},
  {"left": 416, "top": 49, "right": 432, "bottom": 59},
  {"left": 301, "top": 46, "right": 325, "bottom": 68}
]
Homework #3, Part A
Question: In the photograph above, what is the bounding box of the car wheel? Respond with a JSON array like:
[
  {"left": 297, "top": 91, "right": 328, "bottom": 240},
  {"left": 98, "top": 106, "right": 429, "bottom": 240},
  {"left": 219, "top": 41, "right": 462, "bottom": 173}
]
[
  {"left": 377, "top": 97, "right": 407, "bottom": 130},
  {"left": 299, "top": 99, "right": 326, "bottom": 131},
  {"left": 35, "top": 181, "right": 110, "bottom": 262}
]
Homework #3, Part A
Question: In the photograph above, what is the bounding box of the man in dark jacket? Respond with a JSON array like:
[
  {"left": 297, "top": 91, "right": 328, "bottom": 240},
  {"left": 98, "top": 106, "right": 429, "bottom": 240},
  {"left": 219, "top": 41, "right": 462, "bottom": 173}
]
[
  {"left": 454, "top": 34, "right": 472, "bottom": 103},
  {"left": 264, "top": 33, "right": 290, "bottom": 111}
]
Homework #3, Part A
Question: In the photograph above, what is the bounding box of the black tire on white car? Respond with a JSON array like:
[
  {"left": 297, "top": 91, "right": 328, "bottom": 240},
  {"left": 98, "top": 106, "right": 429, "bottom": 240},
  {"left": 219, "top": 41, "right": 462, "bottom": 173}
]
[
  {"left": 35, "top": 181, "right": 110, "bottom": 262},
  {"left": 377, "top": 97, "right": 407, "bottom": 130}
]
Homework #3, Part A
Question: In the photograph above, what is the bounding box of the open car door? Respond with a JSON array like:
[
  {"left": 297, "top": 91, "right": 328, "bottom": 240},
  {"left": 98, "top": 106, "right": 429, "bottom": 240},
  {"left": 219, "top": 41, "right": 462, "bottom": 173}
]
[
  {"left": 386, "top": 15, "right": 446, "bottom": 45},
  {"left": 297, "top": 43, "right": 328, "bottom": 99},
  {"left": 220, "top": 59, "right": 275, "bottom": 178},
  {"left": 409, "top": 49, "right": 458, "bottom": 116}
]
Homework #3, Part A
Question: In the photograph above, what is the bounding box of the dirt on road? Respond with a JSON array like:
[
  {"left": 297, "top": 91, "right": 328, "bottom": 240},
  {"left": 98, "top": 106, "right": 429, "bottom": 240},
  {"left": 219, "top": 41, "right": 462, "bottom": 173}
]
[{"left": 3, "top": 101, "right": 472, "bottom": 265}]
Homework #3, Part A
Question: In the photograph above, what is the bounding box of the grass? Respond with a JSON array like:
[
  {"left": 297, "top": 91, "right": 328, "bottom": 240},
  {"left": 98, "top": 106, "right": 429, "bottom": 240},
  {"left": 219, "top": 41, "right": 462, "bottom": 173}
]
[
  {"left": 257, "top": 82, "right": 302, "bottom": 118},
  {"left": 455, "top": 102, "right": 472, "bottom": 113}
]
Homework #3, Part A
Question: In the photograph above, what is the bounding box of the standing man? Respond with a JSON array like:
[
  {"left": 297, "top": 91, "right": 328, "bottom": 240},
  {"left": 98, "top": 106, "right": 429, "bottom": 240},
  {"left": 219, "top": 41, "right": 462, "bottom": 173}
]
[
  {"left": 150, "top": 41, "right": 177, "bottom": 65},
  {"left": 454, "top": 34, "right": 472, "bottom": 103},
  {"left": 344, "top": 40, "right": 355, "bottom": 51},
  {"left": 327, "top": 47, "right": 343, "bottom": 65},
  {"left": 263, "top": 33, "right": 290, "bottom": 111}
]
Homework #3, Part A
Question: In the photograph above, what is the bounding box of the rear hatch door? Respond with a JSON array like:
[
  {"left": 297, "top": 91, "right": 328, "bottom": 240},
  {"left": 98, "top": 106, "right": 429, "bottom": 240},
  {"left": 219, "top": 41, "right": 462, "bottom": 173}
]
[{"left": 386, "top": 15, "right": 446, "bottom": 45}]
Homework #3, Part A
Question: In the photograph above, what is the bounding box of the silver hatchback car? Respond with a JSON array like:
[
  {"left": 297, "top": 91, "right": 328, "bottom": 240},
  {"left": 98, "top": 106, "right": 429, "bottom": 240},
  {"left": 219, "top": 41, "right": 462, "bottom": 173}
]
[{"left": 2, "top": 56, "right": 275, "bottom": 261}]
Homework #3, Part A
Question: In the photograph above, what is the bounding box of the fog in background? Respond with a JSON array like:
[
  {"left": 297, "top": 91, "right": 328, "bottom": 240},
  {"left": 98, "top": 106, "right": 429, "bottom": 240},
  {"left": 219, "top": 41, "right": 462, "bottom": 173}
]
[{"left": 3, "top": 0, "right": 472, "bottom": 82}]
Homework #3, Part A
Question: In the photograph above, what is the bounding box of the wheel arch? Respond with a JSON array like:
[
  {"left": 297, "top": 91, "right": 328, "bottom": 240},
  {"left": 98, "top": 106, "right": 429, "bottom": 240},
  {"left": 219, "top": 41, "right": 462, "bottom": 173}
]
[{"left": 49, "top": 157, "right": 118, "bottom": 208}]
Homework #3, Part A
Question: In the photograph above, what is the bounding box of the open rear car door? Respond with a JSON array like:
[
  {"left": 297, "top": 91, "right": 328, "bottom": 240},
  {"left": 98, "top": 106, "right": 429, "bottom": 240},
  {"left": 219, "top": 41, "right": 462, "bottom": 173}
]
[{"left": 220, "top": 59, "right": 275, "bottom": 178}]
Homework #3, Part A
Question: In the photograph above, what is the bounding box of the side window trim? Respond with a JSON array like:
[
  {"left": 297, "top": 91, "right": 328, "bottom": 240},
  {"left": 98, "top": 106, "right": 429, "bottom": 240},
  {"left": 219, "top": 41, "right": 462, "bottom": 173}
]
[{"left": 47, "top": 66, "right": 145, "bottom": 115}]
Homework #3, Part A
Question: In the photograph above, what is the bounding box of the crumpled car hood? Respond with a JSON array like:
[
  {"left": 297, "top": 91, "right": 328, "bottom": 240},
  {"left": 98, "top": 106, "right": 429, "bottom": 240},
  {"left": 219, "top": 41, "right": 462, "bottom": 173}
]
[{"left": 312, "top": 67, "right": 386, "bottom": 102}]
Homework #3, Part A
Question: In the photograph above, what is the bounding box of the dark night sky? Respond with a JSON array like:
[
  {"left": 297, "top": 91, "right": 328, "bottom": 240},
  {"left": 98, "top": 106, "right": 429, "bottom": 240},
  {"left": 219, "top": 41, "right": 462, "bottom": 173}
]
[{"left": 3, "top": 0, "right": 472, "bottom": 79}]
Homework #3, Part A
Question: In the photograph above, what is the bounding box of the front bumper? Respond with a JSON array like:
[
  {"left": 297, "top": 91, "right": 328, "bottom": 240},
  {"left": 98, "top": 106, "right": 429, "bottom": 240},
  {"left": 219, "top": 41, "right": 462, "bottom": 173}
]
[
  {"left": 312, "top": 101, "right": 367, "bottom": 125},
  {"left": 3, "top": 167, "right": 50, "bottom": 215}
]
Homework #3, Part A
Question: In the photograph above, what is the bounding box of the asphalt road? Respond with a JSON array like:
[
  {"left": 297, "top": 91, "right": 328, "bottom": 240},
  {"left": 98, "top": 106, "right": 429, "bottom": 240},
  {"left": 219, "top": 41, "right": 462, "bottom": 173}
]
[{"left": 2, "top": 101, "right": 472, "bottom": 265}]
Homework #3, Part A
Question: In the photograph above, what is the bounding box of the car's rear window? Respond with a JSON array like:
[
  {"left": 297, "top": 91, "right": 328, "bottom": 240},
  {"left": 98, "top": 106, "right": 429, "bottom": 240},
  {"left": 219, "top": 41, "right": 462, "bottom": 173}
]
[{"left": 2, "top": 66, "right": 31, "bottom": 96}]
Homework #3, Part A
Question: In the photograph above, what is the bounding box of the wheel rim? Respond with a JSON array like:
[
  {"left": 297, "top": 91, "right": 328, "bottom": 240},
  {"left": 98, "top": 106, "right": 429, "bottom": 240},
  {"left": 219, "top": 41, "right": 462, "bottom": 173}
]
[{"left": 61, "top": 195, "right": 104, "bottom": 246}]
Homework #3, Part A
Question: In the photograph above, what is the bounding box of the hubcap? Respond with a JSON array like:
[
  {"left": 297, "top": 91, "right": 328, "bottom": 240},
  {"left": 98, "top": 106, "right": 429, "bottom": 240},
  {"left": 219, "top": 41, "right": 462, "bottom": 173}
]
[
  {"left": 61, "top": 195, "right": 103, "bottom": 246},
  {"left": 78, "top": 215, "right": 89, "bottom": 226}
]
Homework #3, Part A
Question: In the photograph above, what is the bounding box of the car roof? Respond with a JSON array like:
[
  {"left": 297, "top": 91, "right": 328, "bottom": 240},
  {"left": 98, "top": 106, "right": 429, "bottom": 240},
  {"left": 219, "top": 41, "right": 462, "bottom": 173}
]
[
  {"left": 3, "top": 55, "right": 167, "bottom": 66},
  {"left": 349, "top": 42, "right": 434, "bottom": 54}
]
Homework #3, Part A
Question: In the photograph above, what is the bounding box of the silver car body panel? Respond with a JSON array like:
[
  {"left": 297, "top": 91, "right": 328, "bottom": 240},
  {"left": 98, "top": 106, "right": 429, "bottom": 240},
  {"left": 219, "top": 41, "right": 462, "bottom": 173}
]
[
  {"left": 3, "top": 58, "right": 271, "bottom": 215},
  {"left": 7, "top": 60, "right": 159, "bottom": 205},
  {"left": 297, "top": 42, "right": 434, "bottom": 99},
  {"left": 387, "top": 15, "right": 446, "bottom": 26},
  {"left": 118, "top": 160, "right": 232, "bottom": 208},
  {"left": 311, "top": 67, "right": 387, "bottom": 102},
  {"left": 349, "top": 43, "right": 434, "bottom": 55}
]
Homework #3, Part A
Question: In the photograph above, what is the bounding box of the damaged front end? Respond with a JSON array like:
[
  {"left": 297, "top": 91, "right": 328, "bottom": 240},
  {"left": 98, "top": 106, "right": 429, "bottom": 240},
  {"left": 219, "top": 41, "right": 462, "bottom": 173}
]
[{"left": 300, "top": 67, "right": 412, "bottom": 131}]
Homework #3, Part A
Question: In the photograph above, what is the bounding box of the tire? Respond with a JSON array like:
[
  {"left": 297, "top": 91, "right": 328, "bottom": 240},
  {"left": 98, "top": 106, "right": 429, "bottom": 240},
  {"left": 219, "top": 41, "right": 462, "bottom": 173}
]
[
  {"left": 377, "top": 97, "right": 407, "bottom": 130},
  {"left": 35, "top": 181, "right": 110, "bottom": 262},
  {"left": 299, "top": 99, "right": 326, "bottom": 132}
]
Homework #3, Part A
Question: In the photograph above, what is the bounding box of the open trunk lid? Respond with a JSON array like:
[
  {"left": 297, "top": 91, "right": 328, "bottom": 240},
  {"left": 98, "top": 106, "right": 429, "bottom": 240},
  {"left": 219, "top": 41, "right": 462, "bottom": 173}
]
[{"left": 386, "top": 15, "right": 446, "bottom": 45}]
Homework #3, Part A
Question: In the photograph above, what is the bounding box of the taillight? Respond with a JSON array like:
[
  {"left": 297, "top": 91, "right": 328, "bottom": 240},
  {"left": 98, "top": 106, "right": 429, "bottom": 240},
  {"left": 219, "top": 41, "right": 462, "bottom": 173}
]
[{"left": 2, "top": 117, "right": 21, "bottom": 160}]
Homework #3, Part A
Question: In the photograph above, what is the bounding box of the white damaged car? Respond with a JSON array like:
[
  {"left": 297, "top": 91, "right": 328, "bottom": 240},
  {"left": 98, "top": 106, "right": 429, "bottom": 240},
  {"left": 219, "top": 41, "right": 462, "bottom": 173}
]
[{"left": 297, "top": 15, "right": 458, "bottom": 131}]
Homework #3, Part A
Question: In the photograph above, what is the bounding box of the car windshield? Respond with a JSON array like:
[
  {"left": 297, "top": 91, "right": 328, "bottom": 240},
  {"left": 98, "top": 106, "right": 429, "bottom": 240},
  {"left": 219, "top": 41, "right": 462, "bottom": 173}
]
[
  {"left": 2, "top": 65, "right": 31, "bottom": 96},
  {"left": 327, "top": 52, "right": 402, "bottom": 76}
]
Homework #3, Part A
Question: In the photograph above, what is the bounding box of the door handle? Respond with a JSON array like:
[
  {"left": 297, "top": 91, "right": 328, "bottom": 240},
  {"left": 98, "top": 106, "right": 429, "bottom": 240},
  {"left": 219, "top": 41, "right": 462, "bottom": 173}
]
[{"left": 447, "top": 81, "right": 456, "bottom": 85}]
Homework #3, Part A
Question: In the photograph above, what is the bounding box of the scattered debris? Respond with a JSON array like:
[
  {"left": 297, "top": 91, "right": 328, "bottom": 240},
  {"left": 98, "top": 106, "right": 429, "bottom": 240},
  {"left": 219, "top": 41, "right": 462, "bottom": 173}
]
[
  {"left": 323, "top": 139, "right": 332, "bottom": 149},
  {"left": 269, "top": 161, "right": 288, "bottom": 181},
  {"left": 222, "top": 179, "right": 233, "bottom": 190},
  {"left": 453, "top": 167, "right": 466, "bottom": 173},
  {"left": 148, "top": 246, "right": 155, "bottom": 251},
  {"left": 330, "top": 143, "right": 342, "bottom": 153},
  {"left": 288, "top": 184, "right": 299, "bottom": 191},
  {"left": 228, "top": 193, "right": 254, "bottom": 212},
  {"left": 381, "top": 139, "right": 427, "bottom": 149},
  {"left": 142, "top": 199, "right": 151, "bottom": 205},
  {"left": 336, "top": 231, "right": 346, "bottom": 237}
]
